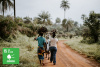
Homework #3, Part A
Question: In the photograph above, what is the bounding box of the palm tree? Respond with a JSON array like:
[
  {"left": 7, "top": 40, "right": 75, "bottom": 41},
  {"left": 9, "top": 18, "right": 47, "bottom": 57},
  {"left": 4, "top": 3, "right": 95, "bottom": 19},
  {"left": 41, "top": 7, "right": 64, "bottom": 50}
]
[
  {"left": 60, "top": 0, "right": 70, "bottom": 19},
  {"left": 0, "top": 0, "right": 13, "bottom": 16},
  {"left": 62, "top": 19, "right": 73, "bottom": 32},
  {"left": 62, "top": 18, "right": 67, "bottom": 28},
  {"left": 66, "top": 19, "right": 74, "bottom": 32},
  {"left": 38, "top": 11, "right": 50, "bottom": 24}
]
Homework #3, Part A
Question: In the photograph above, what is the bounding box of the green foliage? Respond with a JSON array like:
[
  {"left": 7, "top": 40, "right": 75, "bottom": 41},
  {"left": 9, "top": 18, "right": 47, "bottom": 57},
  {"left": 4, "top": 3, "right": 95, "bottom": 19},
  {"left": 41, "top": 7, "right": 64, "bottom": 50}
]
[
  {"left": 14, "top": 17, "right": 23, "bottom": 23},
  {"left": 62, "top": 19, "right": 74, "bottom": 32},
  {"left": 0, "top": 15, "right": 46, "bottom": 40},
  {"left": 62, "top": 19, "right": 67, "bottom": 28},
  {"left": 81, "top": 39, "right": 95, "bottom": 44},
  {"left": 60, "top": 0, "right": 70, "bottom": 11},
  {"left": 0, "top": 0, "right": 14, "bottom": 16},
  {"left": 82, "top": 11, "right": 100, "bottom": 43},
  {"left": 0, "top": 32, "right": 40, "bottom": 67},
  {"left": 17, "top": 22, "right": 24, "bottom": 26},
  {"left": 34, "top": 11, "right": 52, "bottom": 25},
  {"left": 33, "top": 17, "right": 42, "bottom": 24},
  {"left": 23, "top": 16, "right": 32, "bottom": 23},
  {"left": 18, "top": 23, "right": 42, "bottom": 37},
  {"left": 38, "top": 11, "right": 50, "bottom": 22},
  {"left": 0, "top": 15, "right": 4, "bottom": 21},
  {"left": 0, "top": 16, "right": 17, "bottom": 40},
  {"left": 19, "top": 27, "right": 34, "bottom": 37},
  {"left": 60, "top": 0, "right": 70, "bottom": 18}
]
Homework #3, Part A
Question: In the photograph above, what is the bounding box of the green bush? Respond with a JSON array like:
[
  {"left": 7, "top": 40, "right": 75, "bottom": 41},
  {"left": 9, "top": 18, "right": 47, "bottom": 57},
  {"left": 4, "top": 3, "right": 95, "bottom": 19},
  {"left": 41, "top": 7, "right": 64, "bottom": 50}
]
[
  {"left": 18, "top": 23, "right": 41, "bottom": 37},
  {"left": 18, "top": 22, "right": 24, "bottom": 26},
  {"left": 19, "top": 27, "right": 34, "bottom": 37},
  {"left": 0, "top": 16, "right": 17, "bottom": 40},
  {"left": 81, "top": 38, "right": 95, "bottom": 44},
  {"left": 94, "top": 56, "right": 100, "bottom": 62},
  {"left": 0, "top": 15, "right": 4, "bottom": 22},
  {"left": 14, "top": 17, "right": 23, "bottom": 23}
]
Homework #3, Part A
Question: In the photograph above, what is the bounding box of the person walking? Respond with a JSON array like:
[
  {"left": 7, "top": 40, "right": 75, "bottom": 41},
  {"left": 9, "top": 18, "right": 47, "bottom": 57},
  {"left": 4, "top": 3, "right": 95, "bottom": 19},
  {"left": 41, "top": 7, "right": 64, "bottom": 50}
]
[
  {"left": 49, "top": 32, "right": 58, "bottom": 65},
  {"left": 35, "top": 32, "right": 46, "bottom": 65},
  {"left": 45, "top": 35, "right": 50, "bottom": 60}
]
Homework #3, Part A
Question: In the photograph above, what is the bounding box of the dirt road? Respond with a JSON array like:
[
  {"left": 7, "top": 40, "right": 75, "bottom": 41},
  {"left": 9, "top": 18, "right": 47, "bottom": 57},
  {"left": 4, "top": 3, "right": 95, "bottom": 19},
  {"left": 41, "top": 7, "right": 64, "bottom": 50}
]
[{"left": 43, "top": 40, "right": 99, "bottom": 67}]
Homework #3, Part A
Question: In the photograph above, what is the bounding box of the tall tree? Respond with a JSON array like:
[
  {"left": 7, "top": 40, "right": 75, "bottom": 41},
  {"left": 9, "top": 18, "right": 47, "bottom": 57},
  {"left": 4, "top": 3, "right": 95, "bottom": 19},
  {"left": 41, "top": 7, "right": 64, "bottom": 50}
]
[
  {"left": 62, "top": 19, "right": 67, "bottom": 28},
  {"left": 0, "top": 0, "right": 13, "bottom": 16},
  {"left": 82, "top": 11, "right": 100, "bottom": 42},
  {"left": 66, "top": 19, "right": 74, "bottom": 32},
  {"left": 62, "top": 19, "right": 73, "bottom": 32},
  {"left": 60, "top": 0, "right": 70, "bottom": 19},
  {"left": 38, "top": 11, "right": 50, "bottom": 23}
]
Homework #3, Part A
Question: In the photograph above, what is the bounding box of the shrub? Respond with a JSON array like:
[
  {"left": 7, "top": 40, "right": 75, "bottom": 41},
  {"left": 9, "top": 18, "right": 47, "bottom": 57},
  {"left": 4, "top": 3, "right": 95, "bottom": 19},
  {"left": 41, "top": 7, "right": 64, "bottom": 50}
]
[
  {"left": 19, "top": 23, "right": 40, "bottom": 37},
  {"left": 18, "top": 22, "right": 24, "bottom": 26},
  {"left": 81, "top": 38, "right": 95, "bottom": 44},
  {"left": 18, "top": 27, "right": 34, "bottom": 37},
  {"left": 14, "top": 17, "right": 23, "bottom": 23},
  {"left": 26, "top": 45, "right": 33, "bottom": 51},
  {"left": 0, "top": 16, "right": 17, "bottom": 40},
  {"left": 20, "top": 57, "right": 30, "bottom": 64}
]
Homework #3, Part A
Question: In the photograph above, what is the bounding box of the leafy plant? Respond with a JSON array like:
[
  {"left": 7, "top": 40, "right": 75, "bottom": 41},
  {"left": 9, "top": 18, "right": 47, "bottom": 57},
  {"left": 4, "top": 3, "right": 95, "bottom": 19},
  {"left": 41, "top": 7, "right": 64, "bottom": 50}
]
[
  {"left": 0, "top": 16, "right": 17, "bottom": 40},
  {"left": 82, "top": 11, "right": 100, "bottom": 43}
]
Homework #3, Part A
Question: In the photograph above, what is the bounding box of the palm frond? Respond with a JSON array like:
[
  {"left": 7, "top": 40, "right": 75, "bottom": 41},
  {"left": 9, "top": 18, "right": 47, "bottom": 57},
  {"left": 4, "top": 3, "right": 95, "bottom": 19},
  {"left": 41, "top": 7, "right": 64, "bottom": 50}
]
[
  {"left": 60, "top": 0, "right": 70, "bottom": 10},
  {"left": 0, "top": 0, "right": 14, "bottom": 13}
]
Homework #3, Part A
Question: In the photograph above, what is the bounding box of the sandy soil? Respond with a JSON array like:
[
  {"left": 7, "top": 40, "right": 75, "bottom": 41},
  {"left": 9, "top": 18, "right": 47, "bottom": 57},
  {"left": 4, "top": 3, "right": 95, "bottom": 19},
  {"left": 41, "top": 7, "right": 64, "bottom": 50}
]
[{"left": 43, "top": 40, "right": 100, "bottom": 67}]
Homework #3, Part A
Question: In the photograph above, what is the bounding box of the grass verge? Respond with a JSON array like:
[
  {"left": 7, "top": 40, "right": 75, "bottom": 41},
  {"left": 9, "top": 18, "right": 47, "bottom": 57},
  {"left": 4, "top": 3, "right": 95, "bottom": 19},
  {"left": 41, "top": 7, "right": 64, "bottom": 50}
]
[
  {"left": 65, "top": 37, "right": 100, "bottom": 62},
  {"left": 0, "top": 32, "right": 40, "bottom": 67}
]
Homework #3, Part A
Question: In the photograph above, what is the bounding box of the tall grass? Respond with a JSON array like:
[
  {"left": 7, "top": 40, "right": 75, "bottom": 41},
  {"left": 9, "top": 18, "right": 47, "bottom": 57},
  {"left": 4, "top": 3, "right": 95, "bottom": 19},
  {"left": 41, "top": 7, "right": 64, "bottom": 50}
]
[
  {"left": 65, "top": 37, "right": 100, "bottom": 62},
  {"left": 0, "top": 31, "right": 40, "bottom": 67}
]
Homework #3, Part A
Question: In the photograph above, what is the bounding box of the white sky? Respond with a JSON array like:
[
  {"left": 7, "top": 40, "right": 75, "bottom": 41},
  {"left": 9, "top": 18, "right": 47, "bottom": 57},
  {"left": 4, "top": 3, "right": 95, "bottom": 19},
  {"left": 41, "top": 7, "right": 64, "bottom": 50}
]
[{"left": 0, "top": 0, "right": 100, "bottom": 24}]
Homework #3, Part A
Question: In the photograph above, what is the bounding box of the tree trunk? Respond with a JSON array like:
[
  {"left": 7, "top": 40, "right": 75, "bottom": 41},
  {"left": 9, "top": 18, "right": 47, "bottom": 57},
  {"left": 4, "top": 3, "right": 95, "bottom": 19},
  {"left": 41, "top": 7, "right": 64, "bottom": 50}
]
[
  {"left": 14, "top": 0, "right": 16, "bottom": 18},
  {"left": 3, "top": 0, "right": 5, "bottom": 16},
  {"left": 64, "top": 10, "right": 65, "bottom": 19}
]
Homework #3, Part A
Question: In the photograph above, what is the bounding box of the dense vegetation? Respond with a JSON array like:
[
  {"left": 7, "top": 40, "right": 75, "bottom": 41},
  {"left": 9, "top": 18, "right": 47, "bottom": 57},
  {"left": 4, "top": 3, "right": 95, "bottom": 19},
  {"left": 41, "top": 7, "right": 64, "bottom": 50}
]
[
  {"left": 81, "top": 11, "right": 100, "bottom": 43},
  {"left": 0, "top": 15, "right": 47, "bottom": 41}
]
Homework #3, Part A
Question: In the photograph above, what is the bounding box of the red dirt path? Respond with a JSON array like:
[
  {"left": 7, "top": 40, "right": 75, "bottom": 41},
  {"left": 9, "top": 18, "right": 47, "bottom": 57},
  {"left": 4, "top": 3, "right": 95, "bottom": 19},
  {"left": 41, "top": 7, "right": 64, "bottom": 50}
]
[{"left": 43, "top": 40, "right": 100, "bottom": 67}]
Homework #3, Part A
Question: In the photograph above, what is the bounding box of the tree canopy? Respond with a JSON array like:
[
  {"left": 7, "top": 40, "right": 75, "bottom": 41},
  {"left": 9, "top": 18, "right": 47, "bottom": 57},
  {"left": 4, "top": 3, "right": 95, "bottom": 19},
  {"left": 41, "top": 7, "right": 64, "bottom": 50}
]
[
  {"left": 0, "top": 0, "right": 13, "bottom": 16},
  {"left": 82, "top": 11, "right": 100, "bottom": 43}
]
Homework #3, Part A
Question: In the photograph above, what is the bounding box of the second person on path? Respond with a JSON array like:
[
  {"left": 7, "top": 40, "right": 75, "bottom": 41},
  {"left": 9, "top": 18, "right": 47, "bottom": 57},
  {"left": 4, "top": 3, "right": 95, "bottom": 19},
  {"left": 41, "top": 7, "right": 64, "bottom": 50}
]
[{"left": 49, "top": 32, "right": 58, "bottom": 65}]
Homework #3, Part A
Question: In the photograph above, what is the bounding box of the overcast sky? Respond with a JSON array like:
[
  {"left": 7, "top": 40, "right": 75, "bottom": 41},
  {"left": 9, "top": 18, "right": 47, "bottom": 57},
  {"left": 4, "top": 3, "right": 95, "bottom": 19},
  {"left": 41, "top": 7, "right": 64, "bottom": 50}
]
[{"left": 1, "top": 0, "right": 100, "bottom": 24}]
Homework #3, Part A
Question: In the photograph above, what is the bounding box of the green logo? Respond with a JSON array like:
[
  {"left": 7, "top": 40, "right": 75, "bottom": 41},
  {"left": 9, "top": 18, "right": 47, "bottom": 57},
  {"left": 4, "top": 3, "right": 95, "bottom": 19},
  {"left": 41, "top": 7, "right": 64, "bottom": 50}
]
[{"left": 3, "top": 48, "right": 19, "bottom": 64}]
